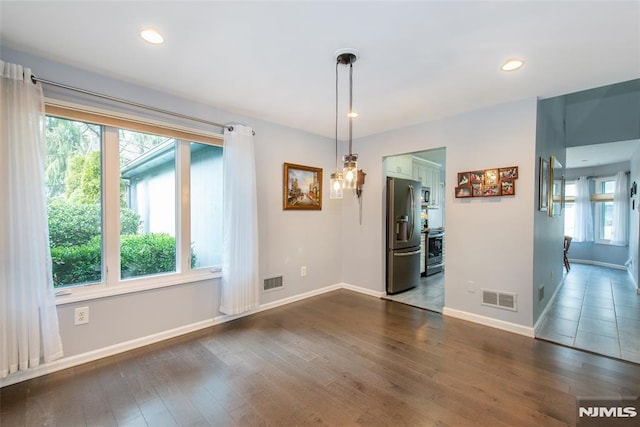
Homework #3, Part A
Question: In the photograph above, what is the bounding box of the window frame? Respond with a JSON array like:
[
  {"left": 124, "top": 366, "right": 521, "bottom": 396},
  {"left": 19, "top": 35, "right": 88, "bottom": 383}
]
[
  {"left": 593, "top": 176, "right": 615, "bottom": 245},
  {"left": 46, "top": 102, "right": 224, "bottom": 305}
]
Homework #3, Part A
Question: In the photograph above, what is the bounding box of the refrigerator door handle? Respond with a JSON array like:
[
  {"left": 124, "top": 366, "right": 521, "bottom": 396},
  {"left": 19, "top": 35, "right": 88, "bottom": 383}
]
[
  {"left": 408, "top": 185, "right": 415, "bottom": 241},
  {"left": 394, "top": 249, "right": 422, "bottom": 257}
]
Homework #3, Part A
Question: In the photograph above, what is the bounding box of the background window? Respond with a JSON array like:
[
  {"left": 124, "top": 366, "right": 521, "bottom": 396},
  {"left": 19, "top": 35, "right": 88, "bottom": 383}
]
[
  {"left": 45, "top": 116, "right": 103, "bottom": 287},
  {"left": 190, "top": 142, "right": 223, "bottom": 268},
  {"left": 595, "top": 177, "right": 615, "bottom": 243},
  {"left": 563, "top": 180, "right": 576, "bottom": 237},
  {"left": 45, "top": 111, "right": 223, "bottom": 288},
  {"left": 119, "top": 130, "right": 177, "bottom": 280}
]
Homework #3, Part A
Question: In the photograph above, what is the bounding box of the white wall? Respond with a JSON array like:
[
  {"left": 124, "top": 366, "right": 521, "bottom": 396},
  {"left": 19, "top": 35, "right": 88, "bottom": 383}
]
[{"left": 342, "top": 98, "right": 539, "bottom": 331}]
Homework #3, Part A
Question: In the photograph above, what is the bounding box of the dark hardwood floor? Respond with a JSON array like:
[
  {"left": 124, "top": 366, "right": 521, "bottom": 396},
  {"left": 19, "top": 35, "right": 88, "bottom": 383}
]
[{"left": 2, "top": 289, "right": 640, "bottom": 426}]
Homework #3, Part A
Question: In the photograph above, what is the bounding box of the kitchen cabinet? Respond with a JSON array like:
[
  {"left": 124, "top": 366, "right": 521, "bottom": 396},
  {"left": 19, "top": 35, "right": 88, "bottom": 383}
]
[
  {"left": 385, "top": 155, "right": 413, "bottom": 179},
  {"left": 412, "top": 158, "right": 441, "bottom": 208}
]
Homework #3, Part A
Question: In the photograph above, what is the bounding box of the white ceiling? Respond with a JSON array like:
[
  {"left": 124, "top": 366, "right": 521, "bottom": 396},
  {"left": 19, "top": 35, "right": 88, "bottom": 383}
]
[
  {"left": 1, "top": 1, "right": 638, "bottom": 139},
  {"left": 566, "top": 140, "right": 640, "bottom": 169}
]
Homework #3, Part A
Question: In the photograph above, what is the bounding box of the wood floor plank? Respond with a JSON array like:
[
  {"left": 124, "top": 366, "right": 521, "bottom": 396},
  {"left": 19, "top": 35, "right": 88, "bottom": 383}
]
[{"left": 3, "top": 289, "right": 640, "bottom": 426}]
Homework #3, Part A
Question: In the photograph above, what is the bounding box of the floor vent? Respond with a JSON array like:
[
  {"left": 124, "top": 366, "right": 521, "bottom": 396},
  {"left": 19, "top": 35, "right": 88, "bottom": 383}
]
[
  {"left": 263, "top": 276, "right": 284, "bottom": 292},
  {"left": 482, "top": 289, "right": 517, "bottom": 311}
]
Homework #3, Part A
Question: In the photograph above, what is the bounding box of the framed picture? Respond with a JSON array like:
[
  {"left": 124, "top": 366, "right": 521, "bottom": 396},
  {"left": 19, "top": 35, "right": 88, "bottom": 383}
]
[
  {"left": 539, "top": 157, "right": 549, "bottom": 211},
  {"left": 471, "top": 183, "right": 483, "bottom": 197},
  {"left": 483, "top": 184, "right": 500, "bottom": 197},
  {"left": 457, "top": 172, "right": 470, "bottom": 186},
  {"left": 470, "top": 171, "right": 484, "bottom": 184},
  {"left": 283, "top": 163, "right": 322, "bottom": 210},
  {"left": 549, "top": 156, "right": 564, "bottom": 217},
  {"left": 501, "top": 179, "right": 515, "bottom": 196},
  {"left": 455, "top": 186, "right": 472, "bottom": 198},
  {"left": 484, "top": 169, "right": 499, "bottom": 185},
  {"left": 499, "top": 166, "right": 518, "bottom": 180}
]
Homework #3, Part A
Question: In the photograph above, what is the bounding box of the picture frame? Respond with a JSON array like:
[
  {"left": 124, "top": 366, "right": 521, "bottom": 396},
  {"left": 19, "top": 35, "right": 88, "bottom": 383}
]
[
  {"left": 457, "top": 172, "right": 470, "bottom": 186},
  {"left": 483, "top": 184, "right": 501, "bottom": 197},
  {"left": 283, "top": 163, "right": 322, "bottom": 210},
  {"left": 539, "top": 157, "right": 549, "bottom": 211},
  {"left": 549, "top": 156, "right": 564, "bottom": 217},
  {"left": 499, "top": 166, "right": 518, "bottom": 180},
  {"left": 484, "top": 169, "right": 499, "bottom": 186},
  {"left": 470, "top": 171, "right": 484, "bottom": 184},
  {"left": 471, "top": 183, "right": 483, "bottom": 197},
  {"left": 455, "top": 186, "right": 472, "bottom": 198},
  {"left": 501, "top": 179, "right": 515, "bottom": 196},
  {"left": 455, "top": 165, "right": 519, "bottom": 200}
]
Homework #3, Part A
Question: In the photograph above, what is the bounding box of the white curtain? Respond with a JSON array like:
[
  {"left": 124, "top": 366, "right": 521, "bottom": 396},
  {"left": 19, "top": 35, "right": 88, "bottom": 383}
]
[
  {"left": 573, "top": 176, "right": 594, "bottom": 242},
  {"left": 1, "top": 61, "right": 63, "bottom": 378},
  {"left": 610, "top": 171, "right": 628, "bottom": 246},
  {"left": 220, "top": 125, "right": 259, "bottom": 315}
]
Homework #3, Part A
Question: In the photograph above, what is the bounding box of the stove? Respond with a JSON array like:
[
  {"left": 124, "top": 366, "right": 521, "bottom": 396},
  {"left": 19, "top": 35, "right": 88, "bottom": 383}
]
[{"left": 426, "top": 229, "right": 444, "bottom": 276}]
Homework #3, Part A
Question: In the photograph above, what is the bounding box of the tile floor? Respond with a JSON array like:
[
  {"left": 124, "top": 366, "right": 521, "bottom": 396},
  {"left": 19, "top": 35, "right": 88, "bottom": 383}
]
[
  {"left": 383, "top": 271, "right": 445, "bottom": 313},
  {"left": 536, "top": 263, "right": 640, "bottom": 364}
]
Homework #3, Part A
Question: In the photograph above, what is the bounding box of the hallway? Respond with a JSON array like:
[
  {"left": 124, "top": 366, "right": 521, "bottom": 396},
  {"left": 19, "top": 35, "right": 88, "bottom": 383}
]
[{"left": 536, "top": 263, "right": 640, "bottom": 364}]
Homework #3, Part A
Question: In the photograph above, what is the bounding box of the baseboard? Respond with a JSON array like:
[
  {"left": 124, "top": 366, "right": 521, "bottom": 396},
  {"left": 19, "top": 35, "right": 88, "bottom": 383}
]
[
  {"left": 0, "top": 318, "right": 219, "bottom": 387},
  {"left": 533, "top": 276, "right": 566, "bottom": 335},
  {"left": 568, "top": 258, "right": 626, "bottom": 270},
  {"left": 341, "top": 283, "right": 386, "bottom": 298},
  {"left": 1, "top": 282, "right": 381, "bottom": 388},
  {"left": 442, "top": 307, "right": 535, "bottom": 338}
]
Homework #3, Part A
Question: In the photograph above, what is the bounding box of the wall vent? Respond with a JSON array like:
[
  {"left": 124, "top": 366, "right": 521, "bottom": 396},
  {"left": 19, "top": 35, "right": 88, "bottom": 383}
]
[
  {"left": 263, "top": 276, "right": 284, "bottom": 292},
  {"left": 482, "top": 289, "right": 517, "bottom": 311},
  {"left": 538, "top": 285, "right": 545, "bottom": 302}
]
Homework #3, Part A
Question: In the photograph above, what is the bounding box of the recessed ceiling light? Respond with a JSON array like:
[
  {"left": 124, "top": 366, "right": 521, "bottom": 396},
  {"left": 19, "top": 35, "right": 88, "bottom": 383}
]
[
  {"left": 501, "top": 58, "right": 524, "bottom": 72},
  {"left": 140, "top": 28, "right": 164, "bottom": 45}
]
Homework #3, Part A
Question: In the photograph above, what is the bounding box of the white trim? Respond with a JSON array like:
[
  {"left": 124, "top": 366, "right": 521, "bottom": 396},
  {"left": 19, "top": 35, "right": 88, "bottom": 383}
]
[
  {"left": 568, "top": 258, "right": 627, "bottom": 270},
  {"left": 341, "top": 283, "right": 386, "bottom": 298},
  {"left": 1, "top": 282, "right": 382, "bottom": 387},
  {"left": 55, "top": 270, "right": 222, "bottom": 305},
  {"left": 44, "top": 98, "right": 223, "bottom": 142},
  {"left": 442, "top": 307, "right": 535, "bottom": 338}
]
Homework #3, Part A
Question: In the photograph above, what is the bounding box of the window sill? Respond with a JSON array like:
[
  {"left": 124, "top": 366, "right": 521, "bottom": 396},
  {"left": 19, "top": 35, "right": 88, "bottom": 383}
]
[
  {"left": 595, "top": 240, "right": 628, "bottom": 247},
  {"left": 54, "top": 269, "right": 222, "bottom": 306}
]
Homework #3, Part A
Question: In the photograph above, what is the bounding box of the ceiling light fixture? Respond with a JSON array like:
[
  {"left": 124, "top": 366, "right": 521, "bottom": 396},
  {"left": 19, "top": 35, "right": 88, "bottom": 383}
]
[
  {"left": 336, "top": 48, "right": 360, "bottom": 192},
  {"left": 330, "top": 56, "right": 344, "bottom": 199},
  {"left": 140, "top": 28, "right": 164, "bottom": 45},
  {"left": 501, "top": 58, "right": 524, "bottom": 71}
]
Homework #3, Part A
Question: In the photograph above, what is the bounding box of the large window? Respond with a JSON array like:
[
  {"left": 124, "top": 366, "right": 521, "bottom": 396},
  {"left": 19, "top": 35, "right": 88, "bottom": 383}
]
[
  {"left": 45, "top": 109, "right": 222, "bottom": 288},
  {"left": 562, "top": 176, "right": 616, "bottom": 244}
]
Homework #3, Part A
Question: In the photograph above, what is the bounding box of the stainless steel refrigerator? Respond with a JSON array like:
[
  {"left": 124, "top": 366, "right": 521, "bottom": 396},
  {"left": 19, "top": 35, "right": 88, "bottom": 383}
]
[{"left": 386, "top": 177, "right": 422, "bottom": 294}]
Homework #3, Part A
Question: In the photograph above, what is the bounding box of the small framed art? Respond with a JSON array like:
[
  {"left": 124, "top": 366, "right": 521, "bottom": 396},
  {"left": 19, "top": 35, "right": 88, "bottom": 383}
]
[
  {"left": 455, "top": 186, "right": 472, "bottom": 198},
  {"left": 283, "top": 163, "right": 322, "bottom": 210}
]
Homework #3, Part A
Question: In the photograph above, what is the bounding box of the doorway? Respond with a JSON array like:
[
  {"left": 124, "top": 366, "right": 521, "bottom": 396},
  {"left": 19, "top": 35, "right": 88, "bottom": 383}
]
[
  {"left": 536, "top": 140, "right": 640, "bottom": 364},
  {"left": 382, "top": 147, "right": 446, "bottom": 313}
]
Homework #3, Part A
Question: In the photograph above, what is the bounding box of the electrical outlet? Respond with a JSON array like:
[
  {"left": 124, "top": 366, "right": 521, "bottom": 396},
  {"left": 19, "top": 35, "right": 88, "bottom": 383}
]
[
  {"left": 467, "top": 281, "right": 475, "bottom": 293},
  {"left": 301, "top": 266, "right": 307, "bottom": 277},
  {"left": 74, "top": 307, "right": 89, "bottom": 325}
]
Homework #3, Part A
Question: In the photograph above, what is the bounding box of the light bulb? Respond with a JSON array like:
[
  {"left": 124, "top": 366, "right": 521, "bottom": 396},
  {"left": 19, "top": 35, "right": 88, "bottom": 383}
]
[{"left": 345, "top": 169, "right": 355, "bottom": 181}]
